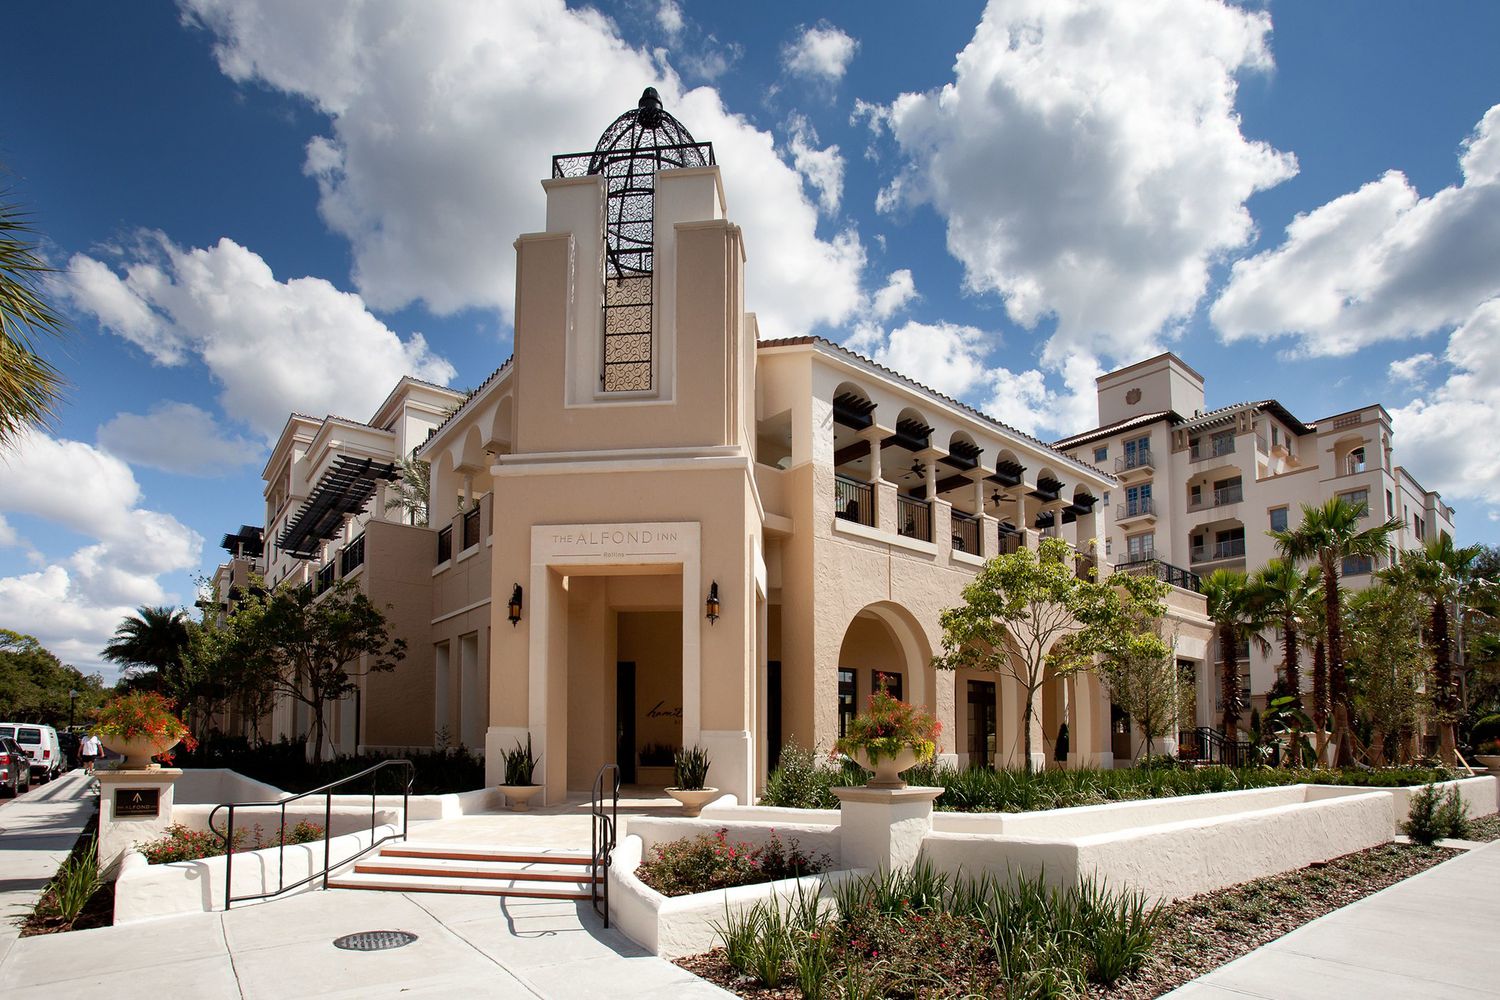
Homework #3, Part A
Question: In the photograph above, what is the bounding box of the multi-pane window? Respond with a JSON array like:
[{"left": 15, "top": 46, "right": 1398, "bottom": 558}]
[
  {"left": 1122, "top": 435, "right": 1151, "bottom": 470},
  {"left": 1124, "top": 483, "right": 1152, "bottom": 517},
  {"left": 1094, "top": 445, "right": 1108, "bottom": 463},
  {"left": 838, "top": 669, "right": 856, "bottom": 737},
  {"left": 1386, "top": 490, "right": 1394, "bottom": 518},
  {"left": 1340, "top": 489, "right": 1369, "bottom": 516},
  {"left": 1269, "top": 507, "right": 1288, "bottom": 532},
  {"left": 1126, "top": 534, "right": 1154, "bottom": 561},
  {"left": 1342, "top": 555, "right": 1373, "bottom": 576}
]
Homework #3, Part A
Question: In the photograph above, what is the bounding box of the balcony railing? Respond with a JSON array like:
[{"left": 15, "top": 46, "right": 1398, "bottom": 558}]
[
  {"left": 1115, "top": 558, "right": 1201, "bottom": 593},
  {"left": 897, "top": 495, "right": 932, "bottom": 542},
  {"left": 1116, "top": 449, "right": 1153, "bottom": 474},
  {"left": 998, "top": 529, "right": 1024, "bottom": 555},
  {"left": 1191, "top": 538, "right": 1247, "bottom": 563},
  {"left": 1117, "top": 497, "right": 1155, "bottom": 520},
  {"left": 1189, "top": 485, "right": 1244, "bottom": 511},
  {"left": 339, "top": 533, "right": 365, "bottom": 576},
  {"left": 952, "top": 511, "right": 980, "bottom": 554},
  {"left": 315, "top": 562, "right": 335, "bottom": 596},
  {"left": 1189, "top": 438, "right": 1236, "bottom": 461},
  {"left": 436, "top": 525, "right": 453, "bottom": 565},
  {"left": 462, "top": 506, "right": 481, "bottom": 551},
  {"left": 834, "top": 475, "right": 874, "bottom": 527}
]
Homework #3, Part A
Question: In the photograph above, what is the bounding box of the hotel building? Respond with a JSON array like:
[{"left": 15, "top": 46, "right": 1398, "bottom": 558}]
[
  {"left": 211, "top": 91, "right": 1270, "bottom": 801},
  {"left": 1053, "top": 353, "right": 1455, "bottom": 723}
]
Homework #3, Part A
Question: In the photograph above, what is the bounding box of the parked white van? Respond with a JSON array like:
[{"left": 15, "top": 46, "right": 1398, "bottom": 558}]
[{"left": 0, "top": 724, "right": 62, "bottom": 783}]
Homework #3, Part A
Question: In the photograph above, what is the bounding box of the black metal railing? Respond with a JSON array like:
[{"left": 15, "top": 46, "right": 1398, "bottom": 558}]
[
  {"left": 898, "top": 495, "right": 932, "bottom": 542},
  {"left": 1117, "top": 497, "right": 1155, "bottom": 520},
  {"left": 1192, "top": 538, "right": 1247, "bottom": 562},
  {"left": 998, "top": 527, "right": 1024, "bottom": 555},
  {"left": 1116, "top": 449, "right": 1153, "bottom": 474},
  {"left": 462, "top": 506, "right": 481, "bottom": 550},
  {"left": 834, "top": 475, "right": 874, "bottom": 526},
  {"left": 208, "top": 758, "right": 413, "bottom": 910},
  {"left": 436, "top": 525, "right": 453, "bottom": 564},
  {"left": 951, "top": 511, "right": 980, "bottom": 554},
  {"left": 1189, "top": 438, "right": 1236, "bottom": 461},
  {"left": 1114, "top": 558, "right": 1201, "bottom": 593},
  {"left": 315, "top": 562, "right": 335, "bottom": 595},
  {"left": 340, "top": 534, "right": 365, "bottom": 576},
  {"left": 1177, "top": 727, "right": 1252, "bottom": 768},
  {"left": 591, "top": 762, "right": 620, "bottom": 927}
]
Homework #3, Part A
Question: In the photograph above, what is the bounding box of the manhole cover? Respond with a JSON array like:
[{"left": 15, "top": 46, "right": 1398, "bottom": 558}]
[{"left": 332, "top": 930, "right": 419, "bottom": 952}]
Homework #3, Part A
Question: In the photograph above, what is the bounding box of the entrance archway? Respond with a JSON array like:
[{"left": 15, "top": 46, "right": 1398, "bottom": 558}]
[{"left": 835, "top": 602, "right": 935, "bottom": 733}]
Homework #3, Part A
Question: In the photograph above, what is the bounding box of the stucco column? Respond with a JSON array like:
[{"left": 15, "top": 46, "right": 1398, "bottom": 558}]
[
  {"left": 932, "top": 499, "right": 953, "bottom": 556},
  {"left": 860, "top": 427, "right": 886, "bottom": 485},
  {"left": 832, "top": 786, "right": 943, "bottom": 874},
  {"left": 875, "top": 481, "right": 898, "bottom": 535},
  {"left": 980, "top": 513, "right": 999, "bottom": 558},
  {"left": 920, "top": 450, "right": 941, "bottom": 501}
]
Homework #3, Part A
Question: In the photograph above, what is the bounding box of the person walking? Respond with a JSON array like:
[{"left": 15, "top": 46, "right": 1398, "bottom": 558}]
[{"left": 80, "top": 731, "right": 102, "bottom": 775}]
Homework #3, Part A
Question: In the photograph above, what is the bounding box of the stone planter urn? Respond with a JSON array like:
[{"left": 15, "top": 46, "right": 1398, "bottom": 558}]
[
  {"left": 102, "top": 735, "right": 179, "bottom": 770},
  {"left": 499, "top": 784, "right": 542, "bottom": 812},
  {"left": 851, "top": 747, "right": 922, "bottom": 790},
  {"left": 666, "top": 787, "right": 719, "bottom": 817},
  {"left": 1476, "top": 755, "right": 1500, "bottom": 774}
]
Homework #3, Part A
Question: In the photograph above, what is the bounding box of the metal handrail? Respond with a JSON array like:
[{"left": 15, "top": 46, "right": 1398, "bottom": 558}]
[
  {"left": 208, "top": 758, "right": 414, "bottom": 910},
  {"left": 591, "top": 763, "right": 620, "bottom": 927}
]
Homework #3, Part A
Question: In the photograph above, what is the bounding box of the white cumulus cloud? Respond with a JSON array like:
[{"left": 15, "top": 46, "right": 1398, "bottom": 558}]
[
  {"left": 98, "top": 401, "right": 264, "bottom": 476},
  {"left": 1212, "top": 104, "right": 1500, "bottom": 356},
  {"left": 877, "top": 0, "right": 1295, "bottom": 363},
  {"left": 872, "top": 269, "right": 917, "bottom": 320},
  {"left": 0, "top": 430, "right": 203, "bottom": 676},
  {"left": 786, "top": 115, "right": 844, "bottom": 215},
  {"left": 782, "top": 22, "right": 858, "bottom": 82},
  {"left": 178, "top": 0, "right": 864, "bottom": 339},
  {"left": 65, "top": 235, "right": 455, "bottom": 440}
]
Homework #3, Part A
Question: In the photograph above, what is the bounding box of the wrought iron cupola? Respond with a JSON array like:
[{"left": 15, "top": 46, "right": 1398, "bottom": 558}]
[{"left": 552, "top": 88, "right": 715, "bottom": 393}]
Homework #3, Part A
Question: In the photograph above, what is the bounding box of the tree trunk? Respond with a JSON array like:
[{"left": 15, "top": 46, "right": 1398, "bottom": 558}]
[
  {"left": 309, "top": 700, "right": 326, "bottom": 766},
  {"left": 1368, "top": 726, "right": 1386, "bottom": 767},
  {"left": 1022, "top": 695, "right": 1035, "bottom": 772},
  {"left": 1220, "top": 623, "right": 1241, "bottom": 737},
  {"left": 1312, "top": 638, "right": 1328, "bottom": 764},
  {"left": 1282, "top": 620, "right": 1303, "bottom": 767},
  {"left": 1322, "top": 554, "right": 1354, "bottom": 767},
  {"left": 1432, "top": 600, "right": 1457, "bottom": 766}
]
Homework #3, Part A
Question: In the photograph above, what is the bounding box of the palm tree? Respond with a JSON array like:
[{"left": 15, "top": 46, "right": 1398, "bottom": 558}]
[
  {"left": 384, "top": 455, "right": 431, "bottom": 526},
  {"left": 1273, "top": 497, "right": 1400, "bottom": 766},
  {"left": 1201, "top": 569, "right": 1263, "bottom": 738},
  {"left": 103, "top": 606, "right": 191, "bottom": 693},
  {"left": 1252, "top": 559, "right": 1321, "bottom": 765},
  {"left": 0, "top": 195, "right": 66, "bottom": 447},
  {"left": 1382, "top": 537, "right": 1483, "bottom": 765}
]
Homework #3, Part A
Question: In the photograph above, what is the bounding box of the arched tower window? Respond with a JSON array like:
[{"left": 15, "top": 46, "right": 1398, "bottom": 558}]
[{"left": 551, "top": 88, "right": 715, "bottom": 393}]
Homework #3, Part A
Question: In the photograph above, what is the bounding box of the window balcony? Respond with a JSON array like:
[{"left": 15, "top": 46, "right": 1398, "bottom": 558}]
[
  {"left": 1189, "top": 438, "right": 1236, "bottom": 462},
  {"left": 834, "top": 474, "right": 874, "bottom": 527},
  {"left": 1116, "top": 497, "right": 1156, "bottom": 524},
  {"left": 1188, "top": 485, "right": 1244, "bottom": 512},
  {"left": 1115, "top": 558, "right": 1201, "bottom": 593},
  {"left": 1115, "top": 449, "right": 1154, "bottom": 479},
  {"left": 1191, "top": 538, "right": 1247, "bottom": 564},
  {"left": 898, "top": 495, "right": 932, "bottom": 542}
]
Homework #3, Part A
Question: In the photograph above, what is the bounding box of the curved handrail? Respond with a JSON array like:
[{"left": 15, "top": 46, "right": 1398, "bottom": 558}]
[
  {"left": 207, "top": 757, "right": 415, "bottom": 910},
  {"left": 590, "top": 763, "right": 621, "bottom": 927}
]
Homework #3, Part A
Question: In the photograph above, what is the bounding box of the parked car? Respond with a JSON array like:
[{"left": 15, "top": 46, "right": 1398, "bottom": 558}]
[
  {"left": 0, "top": 737, "right": 33, "bottom": 796},
  {"left": 0, "top": 724, "right": 62, "bottom": 783},
  {"left": 58, "top": 731, "right": 81, "bottom": 770}
]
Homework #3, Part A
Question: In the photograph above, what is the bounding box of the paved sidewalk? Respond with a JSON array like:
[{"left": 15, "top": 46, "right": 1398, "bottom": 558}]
[
  {"left": 1164, "top": 839, "right": 1500, "bottom": 999},
  {"left": 0, "top": 771, "right": 97, "bottom": 968},
  {"left": 0, "top": 885, "right": 733, "bottom": 999}
]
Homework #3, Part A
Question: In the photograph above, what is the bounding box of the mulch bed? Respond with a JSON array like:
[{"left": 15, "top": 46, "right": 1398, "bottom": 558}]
[
  {"left": 1464, "top": 813, "right": 1500, "bottom": 842},
  {"left": 678, "top": 841, "right": 1458, "bottom": 999},
  {"left": 19, "top": 816, "right": 115, "bottom": 937}
]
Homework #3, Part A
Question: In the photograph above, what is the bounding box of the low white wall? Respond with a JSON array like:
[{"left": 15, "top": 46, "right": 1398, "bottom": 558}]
[
  {"left": 625, "top": 816, "right": 843, "bottom": 863},
  {"left": 172, "top": 802, "right": 403, "bottom": 840},
  {"left": 932, "top": 785, "right": 1312, "bottom": 838},
  {"left": 609, "top": 834, "right": 864, "bottom": 959},
  {"left": 174, "top": 768, "right": 286, "bottom": 804},
  {"left": 175, "top": 767, "right": 502, "bottom": 822},
  {"left": 702, "top": 802, "right": 841, "bottom": 826},
  {"left": 1383, "top": 775, "right": 1498, "bottom": 833},
  {"left": 113, "top": 823, "right": 399, "bottom": 924}
]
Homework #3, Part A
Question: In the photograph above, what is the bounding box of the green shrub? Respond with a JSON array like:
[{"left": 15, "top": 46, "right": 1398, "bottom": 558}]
[
  {"left": 761, "top": 741, "right": 860, "bottom": 810},
  {"left": 635, "top": 827, "right": 829, "bottom": 897},
  {"left": 500, "top": 735, "right": 539, "bottom": 785},
  {"left": 50, "top": 841, "right": 103, "bottom": 924},
  {"left": 1402, "top": 783, "right": 1470, "bottom": 845},
  {"left": 1470, "top": 713, "right": 1500, "bottom": 747},
  {"left": 139, "top": 821, "right": 324, "bottom": 864},
  {"left": 673, "top": 745, "right": 711, "bottom": 790}
]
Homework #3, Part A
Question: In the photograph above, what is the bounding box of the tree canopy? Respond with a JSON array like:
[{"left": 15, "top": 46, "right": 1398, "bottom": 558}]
[{"left": 0, "top": 628, "right": 109, "bottom": 725}]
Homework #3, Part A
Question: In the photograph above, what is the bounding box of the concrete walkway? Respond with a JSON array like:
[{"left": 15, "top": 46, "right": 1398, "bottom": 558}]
[
  {"left": 0, "top": 880, "right": 733, "bottom": 999},
  {"left": 409, "top": 787, "right": 695, "bottom": 851},
  {"left": 0, "top": 770, "right": 97, "bottom": 968},
  {"left": 1164, "top": 839, "right": 1500, "bottom": 999}
]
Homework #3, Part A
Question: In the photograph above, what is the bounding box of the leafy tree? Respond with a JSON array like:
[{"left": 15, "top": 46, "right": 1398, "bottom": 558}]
[
  {"left": 1272, "top": 497, "right": 1400, "bottom": 766},
  {"left": 1096, "top": 615, "right": 1190, "bottom": 761},
  {"left": 0, "top": 194, "right": 66, "bottom": 447},
  {"left": 934, "top": 537, "right": 1168, "bottom": 769},
  {"left": 0, "top": 629, "right": 109, "bottom": 725},
  {"left": 1346, "top": 582, "right": 1429, "bottom": 765},
  {"left": 1382, "top": 537, "right": 1484, "bottom": 765},
  {"left": 1200, "top": 569, "right": 1264, "bottom": 738},
  {"left": 182, "top": 605, "right": 277, "bottom": 743},
  {"left": 245, "top": 580, "right": 406, "bottom": 764}
]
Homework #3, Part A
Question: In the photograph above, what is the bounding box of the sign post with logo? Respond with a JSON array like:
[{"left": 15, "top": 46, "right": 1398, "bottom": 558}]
[{"left": 97, "top": 766, "right": 183, "bottom": 868}]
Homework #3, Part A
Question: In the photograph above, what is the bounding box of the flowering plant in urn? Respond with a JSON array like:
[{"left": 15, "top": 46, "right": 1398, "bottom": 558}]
[
  {"left": 834, "top": 690, "right": 940, "bottom": 788},
  {"left": 95, "top": 692, "right": 197, "bottom": 767}
]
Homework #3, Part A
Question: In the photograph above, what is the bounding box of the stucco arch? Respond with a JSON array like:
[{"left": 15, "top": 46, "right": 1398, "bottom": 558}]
[
  {"left": 836, "top": 601, "right": 937, "bottom": 716},
  {"left": 489, "top": 395, "right": 514, "bottom": 454}
]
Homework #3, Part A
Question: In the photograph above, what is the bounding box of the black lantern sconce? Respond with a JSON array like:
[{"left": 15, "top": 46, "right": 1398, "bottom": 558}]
[
  {"left": 507, "top": 584, "right": 524, "bottom": 627},
  {"left": 706, "top": 581, "right": 720, "bottom": 625}
]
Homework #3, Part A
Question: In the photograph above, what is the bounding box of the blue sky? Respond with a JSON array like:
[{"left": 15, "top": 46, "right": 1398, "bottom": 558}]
[{"left": 2, "top": 1, "right": 1499, "bottom": 676}]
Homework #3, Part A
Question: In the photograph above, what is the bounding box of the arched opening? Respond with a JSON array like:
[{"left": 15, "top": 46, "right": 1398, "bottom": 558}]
[
  {"left": 831, "top": 383, "right": 877, "bottom": 525},
  {"left": 835, "top": 603, "right": 935, "bottom": 738}
]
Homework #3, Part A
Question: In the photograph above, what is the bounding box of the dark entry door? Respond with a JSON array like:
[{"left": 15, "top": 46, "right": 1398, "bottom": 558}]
[
  {"left": 617, "top": 661, "right": 636, "bottom": 784},
  {"left": 967, "top": 680, "right": 996, "bottom": 769},
  {"left": 767, "top": 661, "right": 782, "bottom": 772}
]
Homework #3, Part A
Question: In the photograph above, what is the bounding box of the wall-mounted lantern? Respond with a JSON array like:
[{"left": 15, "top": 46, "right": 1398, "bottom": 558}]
[
  {"left": 507, "top": 584, "right": 524, "bottom": 627},
  {"left": 706, "top": 581, "right": 720, "bottom": 625}
]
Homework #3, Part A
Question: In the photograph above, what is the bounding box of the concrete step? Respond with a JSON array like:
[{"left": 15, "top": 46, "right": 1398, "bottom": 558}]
[
  {"left": 380, "top": 842, "right": 595, "bottom": 866},
  {"left": 353, "top": 856, "right": 603, "bottom": 883},
  {"left": 328, "top": 870, "right": 593, "bottom": 900}
]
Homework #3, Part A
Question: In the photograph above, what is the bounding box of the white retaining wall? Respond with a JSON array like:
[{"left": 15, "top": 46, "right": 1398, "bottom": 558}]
[{"left": 113, "top": 823, "right": 399, "bottom": 924}]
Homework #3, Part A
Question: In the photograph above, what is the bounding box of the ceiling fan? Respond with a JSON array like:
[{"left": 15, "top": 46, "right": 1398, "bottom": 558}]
[
  {"left": 989, "top": 489, "right": 1010, "bottom": 509},
  {"left": 900, "top": 459, "right": 926, "bottom": 482}
]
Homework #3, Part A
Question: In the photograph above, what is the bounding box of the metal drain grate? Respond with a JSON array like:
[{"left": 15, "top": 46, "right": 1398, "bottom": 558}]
[{"left": 332, "top": 930, "right": 419, "bottom": 952}]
